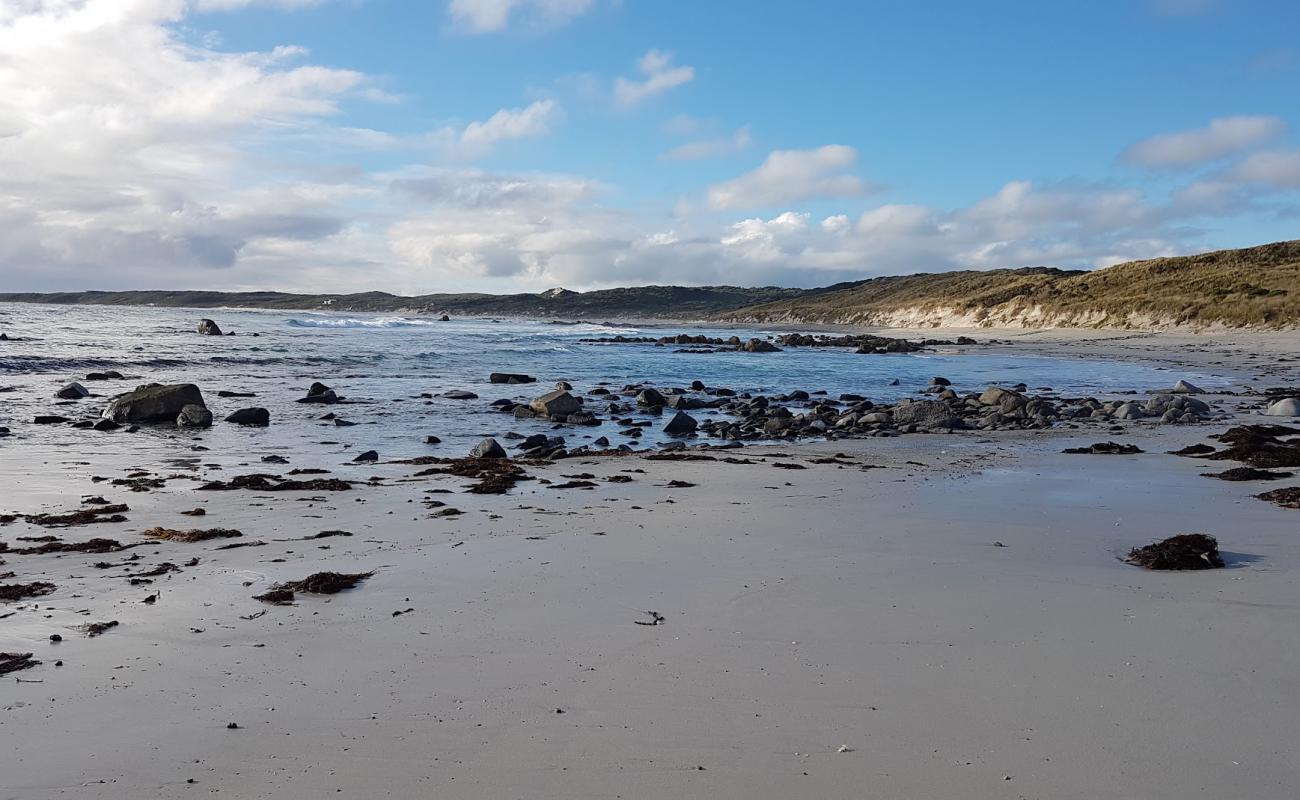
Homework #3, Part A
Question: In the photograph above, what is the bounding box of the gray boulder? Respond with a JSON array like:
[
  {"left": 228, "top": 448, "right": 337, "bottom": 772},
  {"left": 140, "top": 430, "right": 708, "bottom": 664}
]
[
  {"left": 1171, "top": 380, "right": 1204, "bottom": 394},
  {"left": 197, "top": 319, "right": 223, "bottom": 336},
  {"left": 297, "top": 382, "right": 340, "bottom": 404},
  {"left": 530, "top": 389, "right": 581, "bottom": 418},
  {"left": 225, "top": 407, "right": 270, "bottom": 426},
  {"left": 177, "top": 404, "right": 213, "bottom": 428},
  {"left": 663, "top": 411, "right": 698, "bottom": 435},
  {"left": 1113, "top": 402, "right": 1145, "bottom": 420},
  {"left": 1266, "top": 397, "right": 1300, "bottom": 417},
  {"left": 489, "top": 373, "right": 536, "bottom": 384},
  {"left": 637, "top": 388, "right": 667, "bottom": 407},
  {"left": 892, "top": 399, "right": 964, "bottom": 429},
  {"left": 978, "top": 387, "right": 1025, "bottom": 410},
  {"left": 56, "top": 381, "right": 89, "bottom": 399},
  {"left": 442, "top": 390, "right": 479, "bottom": 400},
  {"left": 469, "top": 438, "right": 507, "bottom": 459},
  {"left": 103, "top": 383, "right": 205, "bottom": 423}
]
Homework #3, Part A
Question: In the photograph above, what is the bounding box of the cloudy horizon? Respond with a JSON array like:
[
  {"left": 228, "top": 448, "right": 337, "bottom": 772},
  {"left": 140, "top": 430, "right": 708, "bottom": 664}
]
[{"left": 1, "top": 0, "right": 1297, "bottom": 295}]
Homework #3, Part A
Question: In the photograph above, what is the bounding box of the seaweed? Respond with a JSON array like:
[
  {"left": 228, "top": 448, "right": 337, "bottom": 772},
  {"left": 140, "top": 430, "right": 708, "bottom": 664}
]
[{"left": 1126, "top": 534, "right": 1225, "bottom": 570}]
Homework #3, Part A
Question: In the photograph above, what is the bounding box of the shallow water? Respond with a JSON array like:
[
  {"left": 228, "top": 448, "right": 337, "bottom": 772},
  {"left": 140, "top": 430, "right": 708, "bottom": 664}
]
[{"left": 0, "top": 302, "right": 1229, "bottom": 464}]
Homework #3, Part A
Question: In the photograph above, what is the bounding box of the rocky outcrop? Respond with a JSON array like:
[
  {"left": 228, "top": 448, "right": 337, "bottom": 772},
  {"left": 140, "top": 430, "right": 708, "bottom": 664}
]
[{"left": 102, "top": 383, "right": 205, "bottom": 423}]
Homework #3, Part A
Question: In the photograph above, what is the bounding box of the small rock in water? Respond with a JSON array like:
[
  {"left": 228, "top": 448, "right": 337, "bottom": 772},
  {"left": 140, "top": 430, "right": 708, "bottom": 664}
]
[
  {"left": 56, "top": 382, "right": 90, "bottom": 400},
  {"left": 197, "top": 319, "right": 223, "bottom": 336},
  {"left": 353, "top": 450, "right": 379, "bottom": 463},
  {"left": 225, "top": 407, "right": 270, "bottom": 426},
  {"left": 177, "top": 404, "right": 213, "bottom": 428},
  {"left": 469, "top": 438, "right": 507, "bottom": 459}
]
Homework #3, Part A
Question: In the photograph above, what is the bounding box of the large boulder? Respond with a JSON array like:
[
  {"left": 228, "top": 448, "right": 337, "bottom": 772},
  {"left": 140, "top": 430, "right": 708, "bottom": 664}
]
[
  {"left": 469, "top": 438, "right": 507, "bottom": 459},
  {"left": 978, "top": 387, "right": 1025, "bottom": 409},
  {"left": 1266, "top": 397, "right": 1300, "bottom": 417},
  {"left": 637, "top": 388, "right": 667, "bottom": 407},
  {"left": 663, "top": 411, "right": 698, "bottom": 435},
  {"left": 1171, "top": 380, "right": 1204, "bottom": 394},
  {"left": 225, "top": 407, "right": 270, "bottom": 426},
  {"left": 529, "top": 390, "right": 581, "bottom": 418},
  {"left": 177, "top": 404, "right": 213, "bottom": 428},
  {"left": 489, "top": 373, "right": 536, "bottom": 384},
  {"left": 56, "top": 381, "right": 89, "bottom": 400},
  {"left": 103, "top": 383, "right": 205, "bottom": 423},
  {"left": 197, "top": 319, "right": 223, "bottom": 336},
  {"left": 892, "top": 399, "right": 964, "bottom": 429},
  {"left": 741, "top": 338, "right": 781, "bottom": 353}
]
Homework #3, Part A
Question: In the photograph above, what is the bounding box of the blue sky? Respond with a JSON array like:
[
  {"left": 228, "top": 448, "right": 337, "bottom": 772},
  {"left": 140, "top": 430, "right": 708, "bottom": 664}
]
[{"left": 1, "top": 0, "right": 1297, "bottom": 293}]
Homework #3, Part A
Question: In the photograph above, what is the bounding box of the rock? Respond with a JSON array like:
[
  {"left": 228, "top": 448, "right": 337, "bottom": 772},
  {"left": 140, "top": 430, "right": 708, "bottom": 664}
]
[
  {"left": 530, "top": 390, "right": 581, "bottom": 418},
  {"left": 663, "top": 411, "right": 698, "bottom": 435},
  {"left": 978, "top": 387, "right": 1024, "bottom": 409},
  {"left": 34, "top": 415, "right": 70, "bottom": 424},
  {"left": 439, "top": 315, "right": 451, "bottom": 322},
  {"left": 1113, "top": 402, "right": 1145, "bottom": 420},
  {"left": 1265, "top": 397, "right": 1300, "bottom": 417},
  {"left": 103, "top": 383, "right": 205, "bottom": 423},
  {"left": 177, "top": 404, "right": 213, "bottom": 428},
  {"left": 637, "top": 388, "right": 666, "bottom": 407},
  {"left": 93, "top": 419, "right": 120, "bottom": 432},
  {"left": 225, "top": 407, "right": 270, "bottom": 426},
  {"left": 469, "top": 438, "right": 507, "bottom": 459},
  {"left": 85, "top": 371, "right": 123, "bottom": 381},
  {"left": 1171, "top": 380, "right": 1204, "bottom": 394},
  {"left": 442, "top": 390, "right": 479, "bottom": 400},
  {"left": 741, "top": 338, "right": 781, "bottom": 353},
  {"left": 297, "top": 382, "right": 339, "bottom": 404},
  {"left": 197, "top": 319, "right": 223, "bottom": 336},
  {"left": 353, "top": 450, "right": 379, "bottom": 462},
  {"left": 892, "top": 399, "right": 963, "bottom": 429},
  {"left": 56, "top": 381, "right": 89, "bottom": 399},
  {"left": 424, "top": 435, "right": 442, "bottom": 444},
  {"left": 217, "top": 390, "right": 256, "bottom": 398},
  {"left": 931, "top": 377, "right": 951, "bottom": 386},
  {"left": 489, "top": 373, "right": 536, "bottom": 384}
]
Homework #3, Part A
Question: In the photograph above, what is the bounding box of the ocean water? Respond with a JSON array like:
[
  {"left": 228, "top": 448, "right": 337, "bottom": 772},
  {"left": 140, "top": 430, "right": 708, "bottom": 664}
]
[{"left": 0, "top": 302, "right": 1229, "bottom": 463}]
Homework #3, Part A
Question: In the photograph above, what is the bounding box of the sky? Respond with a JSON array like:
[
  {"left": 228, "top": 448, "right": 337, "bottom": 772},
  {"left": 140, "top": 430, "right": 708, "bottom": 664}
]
[{"left": 1, "top": 0, "right": 1298, "bottom": 295}]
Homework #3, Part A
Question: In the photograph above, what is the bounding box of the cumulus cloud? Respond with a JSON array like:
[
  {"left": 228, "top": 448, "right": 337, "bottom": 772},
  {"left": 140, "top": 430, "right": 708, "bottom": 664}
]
[
  {"left": 1120, "top": 115, "right": 1286, "bottom": 168},
  {"left": 707, "top": 145, "right": 872, "bottom": 210},
  {"left": 613, "top": 49, "right": 694, "bottom": 107},
  {"left": 447, "top": 0, "right": 596, "bottom": 34},
  {"left": 661, "top": 125, "right": 751, "bottom": 161}
]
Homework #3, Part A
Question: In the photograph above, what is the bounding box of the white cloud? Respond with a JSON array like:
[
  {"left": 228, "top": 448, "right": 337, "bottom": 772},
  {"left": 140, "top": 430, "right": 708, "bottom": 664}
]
[
  {"left": 660, "top": 125, "right": 750, "bottom": 161},
  {"left": 447, "top": 0, "right": 595, "bottom": 34},
  {"left": 613, "top": 49, "right": 694, "bottom": 107},
  {"left": 1227, "top": 149, "right": 1300, "bottom": 188},
  {"left": 707, "top": 145, "right": 871, "bottom": 210},
  {"left": 459, "top": 99, "right": 559, "bottom": 149},
  {"left": 1120, "top": 115, "right": 1286, "bottom": 168}
]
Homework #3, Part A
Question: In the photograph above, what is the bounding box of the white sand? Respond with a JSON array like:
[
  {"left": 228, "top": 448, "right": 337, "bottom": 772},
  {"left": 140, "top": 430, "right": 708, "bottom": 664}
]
[{"left": 3, "top": 331, "right": 1300, "bottom": 799}]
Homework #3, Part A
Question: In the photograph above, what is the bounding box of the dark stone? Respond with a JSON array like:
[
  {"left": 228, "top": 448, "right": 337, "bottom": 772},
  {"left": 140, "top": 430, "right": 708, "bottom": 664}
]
[
  {"left": 197, "top": 319, "right": 223, "bottom": 336},
  {"left": 469, "top": 438, "right": 507, "bottom": 459},
  {"left": 225, "top": 407, "right": 270, "bottom": 426},
  {"left": 103, "top": 383, "right": 205, "bottom": 423},
  {"left": 353, "top": 450, "right": 379, "bottom": 462},
  {"left": 664, "top": 411, "right": 698, "bottom": 435}
]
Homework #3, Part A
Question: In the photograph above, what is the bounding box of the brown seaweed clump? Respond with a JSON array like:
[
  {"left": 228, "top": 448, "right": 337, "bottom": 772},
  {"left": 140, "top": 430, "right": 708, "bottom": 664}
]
[
  {"left": 10, "top": 538, "right": 128, "bottom": 555},
  {"left": 142, "top": 527, "right": 242, "bottom": 542},
  {"left": 1200, "top": 425, "right": 1300, "bottom": 468},
  {"left": 1126, "top": 534, "right": 1225, "bottom": 570},
  {"left": 24, "top": 504, "right": 129, "bottom": 527},
  {"left": 408, "top": 457, "right": 532, "bottom": 494},
  {"left": 0, "top": 581, "right": 56, "bottom": 602},
  {"left": 197, "top": 474, "right": 352, "bottom": 492},
  {"left": 1063, "top": 442, "right": 1144, "bottom": 455},
  {"left": 0, "top": 652, "right": 40, "bottom": 676},
  {"left": 254, "top": 570, "right": 374, "bottom": 605},
  {"left": 1201, "top": 468, "right": 1294, "bottom": 481},
  {"left": 1256, "top": 486, "right": 1300, "bottom": 509}
]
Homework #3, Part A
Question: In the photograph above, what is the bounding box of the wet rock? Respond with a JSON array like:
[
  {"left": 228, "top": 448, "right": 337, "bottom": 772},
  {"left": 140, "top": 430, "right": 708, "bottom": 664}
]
[
  {"left": 225, "top": 407, "right": 270, "bottom": 426},
  {"left": 353, "top": 450, "right": 379, "bottom": 463},
  {"left": 177, "top": 404, "right": 213, "bottom": 428},
  {"left": 425, "top": 435, "right": 442, "bottom": 444},
  {"left": 741, "top": 338, "right": 781, "bottom": 353},
  {"left": 1063, "top": 442, "right": 1144, "bottom": 455},
  {"left": 442, "top": 390, "right": 479, "bottom": 400},
  {"left": 490, "top": 373, "right": 536, "bottom": 384},
  {"left": 297, "top": 382, "right": 340, "bottom": 404},
  {"left": 34, "top": 415, "right": 70, "bottom": 424},
  {"left": 56, "top": 382, "right": 90, "bottom": 399},
  {"left": 637, "top": 388, "right": 666, "bottom": 407},
  {"left": 891, "top": 399, "right": 963, "bottom": 430},
  {"left": 103, "top": 383, "right": 205, "bottom": 423},
  {"left": 469, "top": 438, "right": 507, "bottom": 459},
  {"left": 663, "top": 411, "right": 698, "bottom": 436},
  {"left": 93, "top": 419, "right": 120, "bottom": 432},
  {"left": 1171, "top": 380, "right": 1204, "bottom": 394},
  {"left": 530, "top": 389, "right": 581, "bottom": 418},
  {"left": 197, "top": 319, "right": 223, "bottom": 336},
  {"left": 85, "top": 371, "right": 124, "bottom": 381}
]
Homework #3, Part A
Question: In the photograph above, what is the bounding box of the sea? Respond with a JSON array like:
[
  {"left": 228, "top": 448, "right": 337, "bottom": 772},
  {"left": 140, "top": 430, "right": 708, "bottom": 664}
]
[{"left": 0, "top": 302, "right": 1231, "bottom": 464}]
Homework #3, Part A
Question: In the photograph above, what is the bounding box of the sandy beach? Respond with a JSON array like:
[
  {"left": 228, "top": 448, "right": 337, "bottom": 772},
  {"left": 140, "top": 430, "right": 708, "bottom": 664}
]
[{"left": 2, "top": 328, "right": 1298, "bottom": 799}]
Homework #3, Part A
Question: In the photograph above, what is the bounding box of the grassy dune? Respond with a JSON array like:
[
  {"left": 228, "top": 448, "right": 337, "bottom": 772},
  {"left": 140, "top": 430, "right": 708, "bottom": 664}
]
[{"left": 723, "top": 240, "right": 1300, "bottom": 329}]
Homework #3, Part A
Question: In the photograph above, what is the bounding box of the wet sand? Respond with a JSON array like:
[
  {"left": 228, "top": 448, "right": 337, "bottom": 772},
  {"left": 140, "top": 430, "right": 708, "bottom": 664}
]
[{"left": 3, "top": 330, "right": 1300, "bottom": 799}]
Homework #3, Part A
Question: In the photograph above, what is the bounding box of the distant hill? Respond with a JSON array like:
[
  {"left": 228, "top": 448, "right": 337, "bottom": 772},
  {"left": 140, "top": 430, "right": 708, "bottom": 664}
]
[
  {"left": 722, "top": 240, "right": 1300, "bottom": 329},
  {"left": 4, "top": 240, "right": 1299, "bottom": 329},
  {"left": 0, "top": 285, "right": 818, "bottom": 320}
]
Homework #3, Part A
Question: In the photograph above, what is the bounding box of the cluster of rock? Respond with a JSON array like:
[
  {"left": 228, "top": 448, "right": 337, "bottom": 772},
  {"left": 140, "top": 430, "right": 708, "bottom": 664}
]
[{"left": 577, "top": 331, "right": 976, "bottom": 355}]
